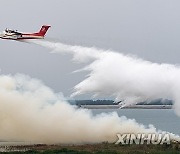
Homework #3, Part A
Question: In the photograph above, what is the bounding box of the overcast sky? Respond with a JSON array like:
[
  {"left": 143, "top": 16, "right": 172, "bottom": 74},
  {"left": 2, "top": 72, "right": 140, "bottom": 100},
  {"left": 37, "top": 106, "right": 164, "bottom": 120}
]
[{"left": 1, "top": 0, "right": 180, "bottom": 98}]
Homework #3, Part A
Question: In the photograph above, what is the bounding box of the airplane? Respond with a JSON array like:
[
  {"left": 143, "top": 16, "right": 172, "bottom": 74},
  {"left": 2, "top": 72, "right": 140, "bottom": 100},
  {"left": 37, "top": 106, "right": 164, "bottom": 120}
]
[{"left": 0, "top": 25, "right": 51, "bottom": 40}]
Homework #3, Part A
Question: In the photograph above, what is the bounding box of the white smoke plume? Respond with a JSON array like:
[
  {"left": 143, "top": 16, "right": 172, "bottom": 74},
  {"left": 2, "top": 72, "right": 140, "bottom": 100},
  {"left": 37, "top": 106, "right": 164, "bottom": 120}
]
[
  {"left": 1, "top": 74, "right": 177, "bottom": 143},
  {"left": 29, "top": 40, "right": 180, "bottom": 116}
]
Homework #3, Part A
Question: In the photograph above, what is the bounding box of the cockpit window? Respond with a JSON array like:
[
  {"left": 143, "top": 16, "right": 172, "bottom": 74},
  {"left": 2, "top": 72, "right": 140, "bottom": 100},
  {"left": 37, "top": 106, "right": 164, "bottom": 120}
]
[{"left": 5, "top": 29, "right": 16, "bottom": 33}]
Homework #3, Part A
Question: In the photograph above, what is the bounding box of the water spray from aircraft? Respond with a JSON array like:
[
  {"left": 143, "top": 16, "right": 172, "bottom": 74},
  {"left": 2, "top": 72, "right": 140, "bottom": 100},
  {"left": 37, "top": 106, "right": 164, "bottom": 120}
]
[
  {"left": 0, "top": 38, "right": 179, "bottom": 143},
  {"left": 29, "top": 39, "right": 180, "bottom": 116}
]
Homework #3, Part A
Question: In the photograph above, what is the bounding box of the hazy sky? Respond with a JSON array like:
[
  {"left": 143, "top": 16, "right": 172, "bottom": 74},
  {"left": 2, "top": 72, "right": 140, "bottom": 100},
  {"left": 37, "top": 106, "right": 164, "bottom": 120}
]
[{"left": 1, "top": 0, "right": 180, "bottom": 97}]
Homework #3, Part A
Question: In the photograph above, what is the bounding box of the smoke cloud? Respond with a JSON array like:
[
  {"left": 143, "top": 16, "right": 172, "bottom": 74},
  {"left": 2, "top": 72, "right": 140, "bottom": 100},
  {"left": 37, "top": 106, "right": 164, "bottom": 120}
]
[
  {"left": 1, "top": 74, "right": 176, "bottom": 144},
  {"left": 30, "top": 40, "right": 180, "bottom": 116}
]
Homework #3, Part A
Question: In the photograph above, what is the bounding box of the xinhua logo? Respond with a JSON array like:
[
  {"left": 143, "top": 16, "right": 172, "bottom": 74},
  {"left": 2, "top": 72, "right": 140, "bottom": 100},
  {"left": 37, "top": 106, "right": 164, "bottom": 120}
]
[{"left": 115, "top": 133, "right": 170, "bottom": 145}]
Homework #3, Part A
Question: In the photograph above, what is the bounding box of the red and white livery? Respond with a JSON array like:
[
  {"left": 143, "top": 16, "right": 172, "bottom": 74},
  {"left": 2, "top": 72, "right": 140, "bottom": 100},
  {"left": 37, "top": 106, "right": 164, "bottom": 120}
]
[{"left": 0, "top": 25, "right": 51, "bottom": 40}]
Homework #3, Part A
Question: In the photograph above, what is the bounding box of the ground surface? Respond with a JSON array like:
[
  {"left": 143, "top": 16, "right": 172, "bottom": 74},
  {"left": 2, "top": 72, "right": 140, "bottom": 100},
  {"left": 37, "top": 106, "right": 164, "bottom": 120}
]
[{"left": 0, "top": 142, "right": 180, "bottom": 153}]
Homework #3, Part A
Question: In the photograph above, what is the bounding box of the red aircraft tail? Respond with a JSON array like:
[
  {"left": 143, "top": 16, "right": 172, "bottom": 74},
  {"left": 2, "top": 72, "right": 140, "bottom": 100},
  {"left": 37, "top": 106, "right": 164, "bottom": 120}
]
[{"left": 38, "top": 25, "right": 51, "bottom": 36}]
